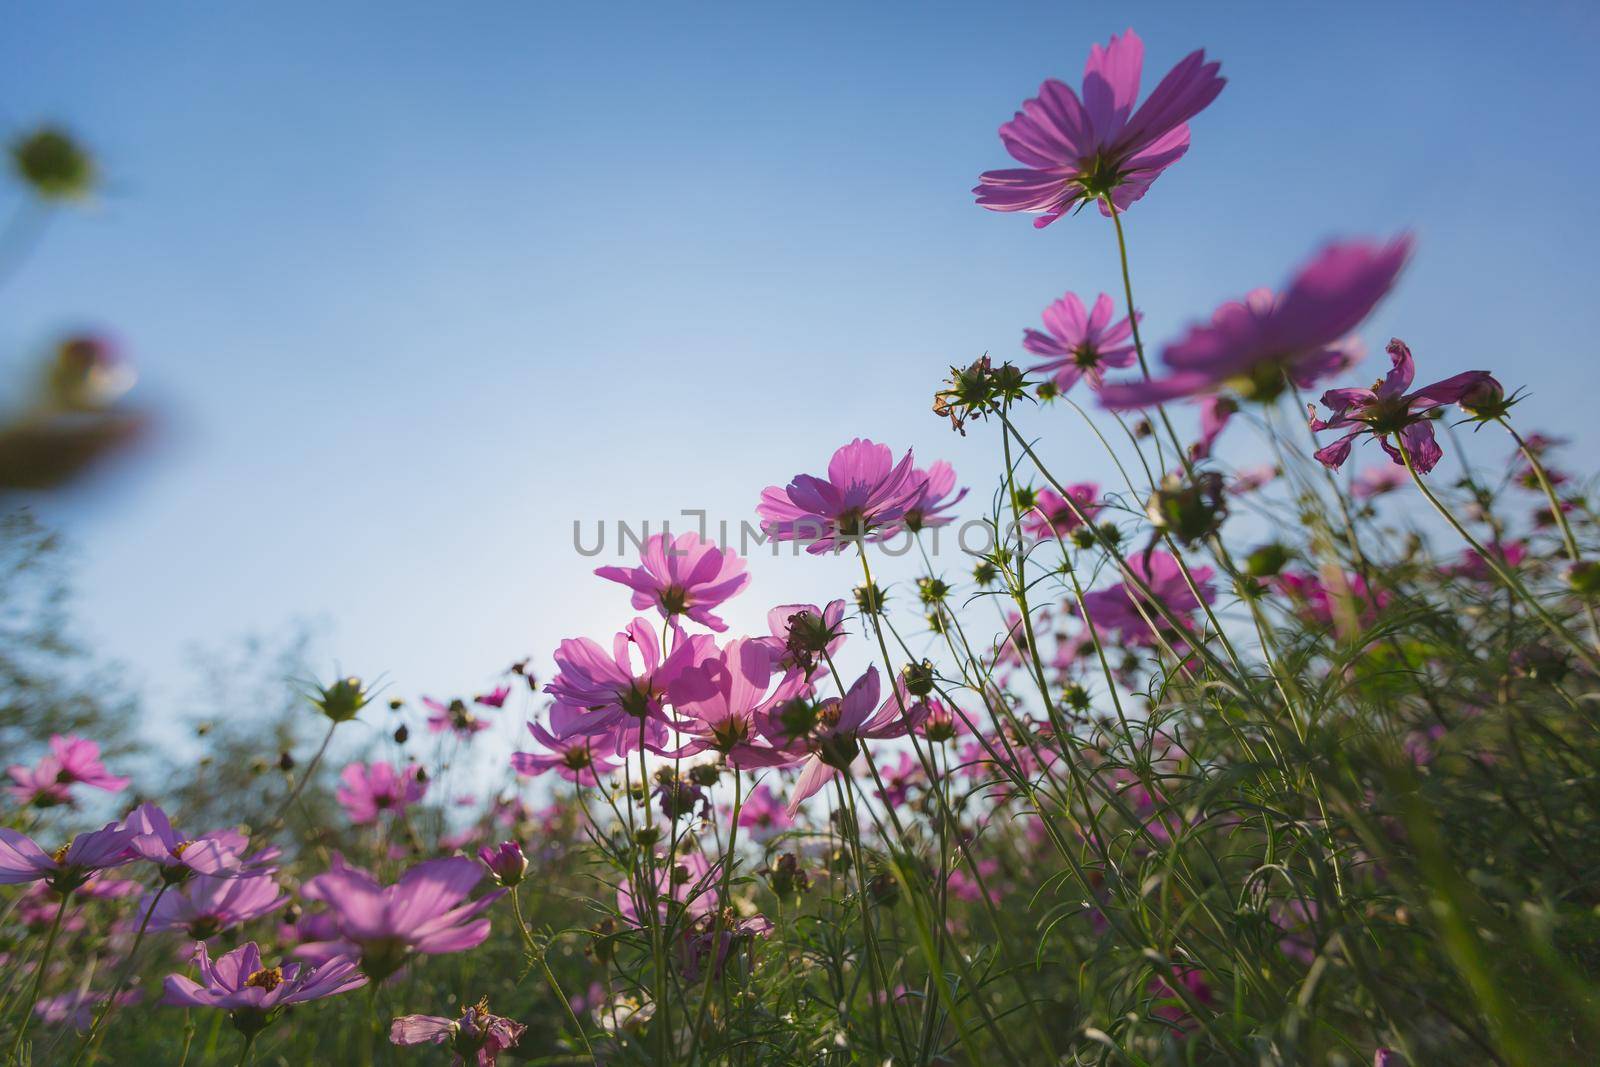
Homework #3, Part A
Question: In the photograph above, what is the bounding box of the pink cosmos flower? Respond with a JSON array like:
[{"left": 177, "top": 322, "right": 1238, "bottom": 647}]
[
  {"left": 1229, "top": 465, "right": 1276, "bottom": 495},
  {"left": 783, "top": 669, "right": 929, "bottom": 812},
  {"left": 975, "top": 29, "right": 1225, "bottom": 226},
  {"left": 1024, "top": 292, "right": 1138, "bottom": 392},
  {"left": 617, "top": 849, "right": 717, "bottom": 927},
  {"left": 477, "top": 842, "right": 527, "bottom": 887},
  {"left": 336, "top": 762, "right": 428, "bottom": 825},
  {"left": 1077, "top": 551, "right": 1215, "bottom": 645},
  {"left": 595, "top": 531, "right": 750, "bottom": 632},
  {"left": 474, "top": 686, "right": 511, "bottom": 709},
  {"left": 162, "top": 941, "right": 364, "bottom": 1030},
  {"left": 126, "top": 802, "right": 260, "bottom": 881},
  {"left": 298, "top": 856, "right": 504, "bottom": 981},
  {"left": 1100, "top": 238, "right": 1409, "bottom": 408},
  {"left": 762, "top": 600, "right": 848, "bottom": 674},
  {"left": 391, "top": 1000, "right": 525, "bottom": 1066},
  {"left": 423, "top": 697, "right": 492, "bottom": 738},
  {"left": 902, "top": 461, "right": 967, "bottom": 531},
  {"left": 543, "top": 617, "right": 713, "bottom": 743},
  {"left": 757, "top": 438, "right": 927, "bottom": 555},
  {"left": 510, "top": 720, "right": 623, "bottom": 786},
  {"left": 1190, "top": 395, "right": 1237, "bottom": 460},
  {"left": 7, "top": 734, "right": 129, "bottom": 807},
  {"left": 1147, "top": 965, "right": 1215, "bottom": 1035},
  {"left": 736, "top": 783, "right": 794, "bottom": 838},
  {"left": 1022, "top": 483, "right": 1102, "bottom": 540},
  {"left": 142, "top": 873, "right": 289, "bottom": 938},
  {"left": 1446, "top": 540, "right": 1529, "bottom": 583},
  {"left": 1274, "top": 570, "right": 1388, "bottom": 631},
  {"left": 1351, "top": 464, "right": 1407, "bottom": 500},
  {"left": 0, "top": 822, "right": 135, "bottom": 891},
  {"left": 666, "top": 638, "right": 809, "bottom": 769},
  {"left": 35, "top": 989, "right": 141, "bottom": 1032},
  {"left": 1309, "top": 340, "right": 1499, "bottom": 475}
]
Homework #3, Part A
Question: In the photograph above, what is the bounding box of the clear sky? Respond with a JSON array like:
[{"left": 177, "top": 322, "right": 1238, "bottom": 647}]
[{"left": 6, "top": 1, "right": 1600, "bottom": 729}]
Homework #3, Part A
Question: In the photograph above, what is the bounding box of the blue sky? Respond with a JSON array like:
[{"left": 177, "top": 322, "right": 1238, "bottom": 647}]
[{"left": 6, "top": 2, "right": 1600, "bottom": 730}]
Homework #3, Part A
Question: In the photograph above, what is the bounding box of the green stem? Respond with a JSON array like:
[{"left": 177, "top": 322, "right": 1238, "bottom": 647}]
[{"left": 7, "top": 891, "right": 70, "bottom": 1063}]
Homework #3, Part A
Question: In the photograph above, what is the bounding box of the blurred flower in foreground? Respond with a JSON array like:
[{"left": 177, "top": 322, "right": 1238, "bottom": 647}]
[{"left": 391, "top": 999, "right": 525, "bottom": 1066}]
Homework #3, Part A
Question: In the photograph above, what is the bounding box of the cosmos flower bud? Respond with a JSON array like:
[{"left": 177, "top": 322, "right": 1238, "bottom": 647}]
[
  {"left": 854, "top": 581, "right": 887, "bottom": 616},
  {"left": 1567, "top": 561, "right": 1600, "bottom": 596},
  {"left": 1146, "top": 472, "right": 1228, "bottom": 545},
  {"left": 1062, "top": 683, "right": 1092, "bottom": 713},
  {"left": 917, "top": 577, "right": 950, "bottom": 606},
  {"left": 971, "top": 560, "right": 999, "bottom": 587},
  {"left": 1456, "top": 375, "right": 1514, "bottom": 421},
  {"left": 477, "top": 841, "right": 528, "bottom": 888},
  {"left": 766, "top": 852, "right": 810, "bottom": 898},
  {"left": 1246, "top": 543, "right": 1290, "bottom": 578},
  {"left": 313, "top": 676, "right": 371, "bottom": 723},
  {"left": 901, "top": 660, "right": 936, "bottom": 698},
  {"left": 10, "top": 126, "right": 96, "bottom": 201}
]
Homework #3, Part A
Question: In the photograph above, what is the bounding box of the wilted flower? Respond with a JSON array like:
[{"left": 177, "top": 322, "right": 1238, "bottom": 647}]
[
  {"left": 1310, "top": 340, "right": 1499, "bottom": 474},
  {"left": 974, "top": 30, "right": 1224, "bottom": 226},
  {"left": 595, "top": 531, "right": 750, "bottom": 632},
  {"left": 391, "top": 999, "right": 526, "bottom": 1066}
]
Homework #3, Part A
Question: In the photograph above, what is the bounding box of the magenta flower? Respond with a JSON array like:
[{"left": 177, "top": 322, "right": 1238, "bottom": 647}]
[
  {"left": 783, "top": 669, "right": 928, "bottom": 812},
  {"left": 667, "top": 638, "right": 809, "bottom": 769},
  {"left": 1309, "top": 339, "right": 1499, "bottom": 475},
  {"left": 477, "top": 842, "right": 527, "bottom": 887},
  {"left": 762, "top": 600, "right": 848, "bottom": 674},
  {"left": 1022, "top": 483, "right": 1102, "bottom": 540},
  {"left": 543, "top": 617, "right": 713, "bottom": 742},
  {"left": 392, "top": 1000, "right": 526, "bottom": 1067},
  {"left": 7, "top": 734, "right": 129, "bottom": 807},
  {"left": 35, "top": 989, "right": 141, "bottom": 1032},
  {"left": 1100, "top": 238, "right": 1408, "bottom": 408},
  {"left": 163, "top": 940, "right": 364, "bottom": 1035},
  {"left": 299, "top": 856, "right": 504, "bottom": 981},
  {"left": 902, "top": 461, "right": 967, "bottom": 531},
  {"left": 1274, "top": 570, "right": 1388, "bottom": 631},
  {"left": 423, "top": 697, "right": 492, "bottom": 738},
  {"left": 757, "top": 439, "right": 927, "bottom": 555},
  {"left": 0, "top": 822, "right": 135, "bottom": 891},
  {"left": 1351, "top": 464, "right": 1407, "bottom": 500},
  {"left": 974, "top": 29, "right": 1224, "bottom": 227},
  {"left": 126, "top": 802, "right": 257, "bottom": 882},
  {"left": 1025, "top": 292, "right": 1138, "bottom": 392},
  {"left": 618, "top": 849, "right": 717, "bottom": 927},
  {"left": 510, "top": 720, "right": 623, "bottom": 786},
  {"left": 736, "top": 783, "right": 794, "bottom": 838},
  {"left": 1190, "top": 395, "right": 1237, "bottom": 460},
  {"left": 474, "top": 685, "right": 511, "bottom": 709},
  {"left": 595, "top": 531, "right": 750, "bottom": 632},
  {"left": 1078, "top": 551, "right": 1215, "bottom": 645},
  {"left": 142, "top": 873, "right": 288, "bottom": 938},
  {"left": 336, "top": 761, "right": 428, "bottom": 825}
]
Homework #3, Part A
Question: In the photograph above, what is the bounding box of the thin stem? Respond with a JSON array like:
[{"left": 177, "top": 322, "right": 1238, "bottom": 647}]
[
  {"left": 68, "top": 882, "right": 169, "bottom": 1066},
  {"left": 8, "top": 891, "right": 70, "bottom": 1063}
]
